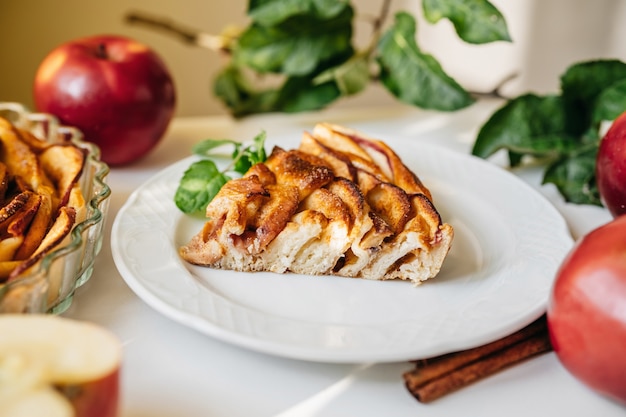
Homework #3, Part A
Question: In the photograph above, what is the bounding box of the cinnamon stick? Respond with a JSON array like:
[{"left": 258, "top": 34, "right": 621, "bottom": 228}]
[{"left": 404, "top": 315, "right": 552, "bottom": 403}]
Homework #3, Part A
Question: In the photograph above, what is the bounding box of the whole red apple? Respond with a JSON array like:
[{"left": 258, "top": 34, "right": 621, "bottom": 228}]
[
  {"left": 596, "top": 111, "right": 626, "bottom": 218},
  {"left": 34, "top": 34, "right": 176, "bottom": 166},
  {"left": 547, "top": 215, "right": 626, "bottom": 405}
]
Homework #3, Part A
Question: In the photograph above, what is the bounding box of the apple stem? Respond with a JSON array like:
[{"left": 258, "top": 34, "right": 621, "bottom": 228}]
[{"left": 96, "top": 43, "right": 107, "bottom": 59}]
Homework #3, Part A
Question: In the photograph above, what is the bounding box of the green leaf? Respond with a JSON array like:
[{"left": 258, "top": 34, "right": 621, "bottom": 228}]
[
  {"left": 174, "top": 160, "right": 231, "bottom": 214},
  {"left": 233, "top": 131, "right": 267, "bottom": 173},
  {"left": 275, "top": 76, "right": 341, "bottom": 113},
  {"left": 377, "top": 12, "right": 474, "bottom": 111},
  {"left": 473, "top": 59, "right": 626, "bottom": 207},
  {"left": 213, "top": 64, "right": 343, "bottom": 116},
  {"left": 560, "top": 59, "right": 626, "bottom": 135},
  {"left": 235, "top": 6, "right": 354, "bottom": 76},
  {"left": 591, "top": 78, "right": 626, "bottom": 124},
  {"left": 313, "top": 53, "right": 370, "bottom": 96},
  {"left": 543, "top": 147, "right": 601, "bottom": 206},
  {"left": 213, "top": 66, "right": 246, "bottom": 109},
  {"left": 472, "top": 94, "right": 577, "bottom": 162},
  {"left": 192, "top": 139, "right": 239, "bottom": 157},
  {"left": 248, "top": 0, "right": 350, "bottom": 26},
  {"left": 422, "top": 0, "right": 511, "bottom": 44},
  {"left": 213, "top": 66, "right": 280, "bottom": 117}
]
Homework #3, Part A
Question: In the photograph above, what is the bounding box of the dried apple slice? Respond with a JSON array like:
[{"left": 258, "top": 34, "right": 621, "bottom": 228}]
[
  {"left": 38, "top": 144, "right": 86, "bottom": 207},
  {"left": 0, "top": 237, "right": 24, "bottom": 263},
  {"left": 0, "top": 261, "right": 21, "bottom": 280},
  {"left": 0, "top": 192, "right": 30, "bottom": 225},
  {"left": 13, "top": 194, "right": 52, "bottom": 261},
  {"left": 0, "top": 314, "right": 122, "bottom": 417},
  {"left": 7, "top": 206, "right": 76, "bottom": 282},
  {"left": 5, "top": 192, "right": 41, "bottom": 238},
  {"left": 67, "top": 185, "right": 87, "bottom": 225},
  {"left": 0, "top": 118, "right": 55, "bottom": 194},
  {"left": 14, "top": 127, "right": 52, "bottom": 153},
  {"left": 0, "top": 162, "right": 9, "bottom": 202}
]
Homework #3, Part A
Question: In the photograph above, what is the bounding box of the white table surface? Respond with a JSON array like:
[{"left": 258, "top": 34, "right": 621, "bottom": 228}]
[{"left": 63, "top": 98, "right": 625, "bottom": 416}]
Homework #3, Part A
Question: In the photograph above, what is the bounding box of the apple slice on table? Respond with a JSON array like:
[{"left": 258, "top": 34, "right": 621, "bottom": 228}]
[{"left": 0, "top": 314, "right": 122, "bottom": 417}]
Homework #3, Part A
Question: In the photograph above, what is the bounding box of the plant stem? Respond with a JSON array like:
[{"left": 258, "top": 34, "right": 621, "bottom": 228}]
[
  {"left": 125, "top": 11, "right": 230, "bottom": 52},
  {"left": 367, "top": 0, "right": 393, "bottom": 57},
  {"left": 470, "top": 72, "right": 518, "bottom": 99}
]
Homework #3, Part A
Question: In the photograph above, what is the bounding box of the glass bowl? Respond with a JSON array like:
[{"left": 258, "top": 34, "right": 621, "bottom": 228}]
[{"left": 0, "top": 102, "right": 111, "bottom": 314}]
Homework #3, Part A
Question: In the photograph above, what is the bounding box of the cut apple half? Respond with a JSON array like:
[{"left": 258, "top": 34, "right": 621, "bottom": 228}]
[{"left": 0, "top": 314, "right": 122, "bottom": 417}]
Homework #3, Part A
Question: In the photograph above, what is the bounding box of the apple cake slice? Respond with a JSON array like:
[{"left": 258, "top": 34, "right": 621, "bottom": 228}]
[{"left": 179, "top": 123, "right": 454, "bottom": 285}]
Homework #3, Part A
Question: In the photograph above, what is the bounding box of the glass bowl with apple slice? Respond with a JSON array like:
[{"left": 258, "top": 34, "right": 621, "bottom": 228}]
[{"left": 0, "top": 102, "right": 111, "bottom": 314}]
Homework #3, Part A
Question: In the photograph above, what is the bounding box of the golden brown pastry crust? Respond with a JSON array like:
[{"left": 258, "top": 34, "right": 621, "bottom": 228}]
[{"left": 180, "top": 123, "right": 454, "bottom": 285}]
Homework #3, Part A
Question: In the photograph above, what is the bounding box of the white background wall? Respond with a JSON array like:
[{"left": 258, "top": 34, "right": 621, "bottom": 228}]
[{"left": 1, "top": 0, "right": 624, "bottom": 117}]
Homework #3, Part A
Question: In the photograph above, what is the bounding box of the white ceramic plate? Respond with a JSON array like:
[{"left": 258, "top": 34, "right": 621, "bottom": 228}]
[{"left": 111, "top": 135, "right": 573, "bottom": 363}]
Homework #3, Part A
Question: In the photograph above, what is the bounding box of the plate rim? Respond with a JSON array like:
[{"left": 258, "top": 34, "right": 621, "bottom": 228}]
[{"left": 111, "top": 137, "right": 573, "bottom": 363}]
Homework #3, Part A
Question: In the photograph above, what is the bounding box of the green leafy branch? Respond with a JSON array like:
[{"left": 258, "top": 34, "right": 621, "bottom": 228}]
[
  {"left": 472, "top": 59, "right": 626, "bottom": 206},
  {"left": 126, "top": 0, "right": 511, "bottom": 117}
]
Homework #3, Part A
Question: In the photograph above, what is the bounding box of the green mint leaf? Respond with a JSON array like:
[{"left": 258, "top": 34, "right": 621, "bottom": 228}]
[
  {"left": 174, "top": 131, "right": 269, "bottom": 214},
  {"left": 233, "top": 131, "right": 267, "bottom": 174},
  {"left": 472, "top": 94, "right": 577, "bottom": 162},
  {"left": 543, "top": 147, "right": 601, "bottom": 206},
  {"left": 174, "top": 160, "right": 231, "bottom": 214},
  {"left": 422, "top": 0, "right": 511, "bottom": 44},
  {"left": 377, "top": 12, "right": 474, "bottom": 111},
  {"left": 192, "top": 138, "right": 239, "bottom": 157},
  {"left": 248, "top": 0, "right": 350, "bottom": 26},
  {"left": 250, "top": 131, "right": 268, "bottom": 163},
  {"left": 313, "top": 53, "right": 370, "bottom": 96},
  {"left": 233, "top": 154, "right": 253, "bottom": 174},
  {"left": 234, "top": 6, "right": 354, "bottom": 76}
]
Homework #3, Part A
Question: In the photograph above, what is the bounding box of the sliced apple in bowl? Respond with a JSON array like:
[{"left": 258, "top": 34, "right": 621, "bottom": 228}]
[{"left": 0, "top": 314, "right": 122, "bottom": 417}]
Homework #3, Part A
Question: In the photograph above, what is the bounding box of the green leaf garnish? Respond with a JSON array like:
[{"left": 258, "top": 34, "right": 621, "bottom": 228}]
[
  {"left": 232, "top": 131, "right": 267, "bottom": 173},
  {"left": 192, "top": 138, "right": 240, "bottom": 156},
  {"left": 174, "top": 160, "right": 231, "bottom": 214},
  {"left": 174, "top": 132, "right": 268, "bottom": 214}
]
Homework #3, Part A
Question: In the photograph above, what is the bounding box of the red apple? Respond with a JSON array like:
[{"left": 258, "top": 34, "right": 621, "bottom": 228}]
[
  {"left": 547, "top": 215, "right": 626, "bottom": 405},
  {"left": 33, "top": 34, "right": 176, "bottom": 166},
  {"left": 0, "top": 314, "right": 122, "bottom": 417},
  {"left": 596, "top": 111, "right": 626, "bottom": 218}
]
